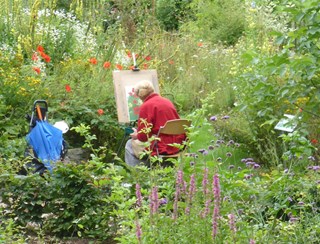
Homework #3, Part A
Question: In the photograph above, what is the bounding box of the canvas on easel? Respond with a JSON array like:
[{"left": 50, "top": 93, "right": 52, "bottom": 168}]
[{"left": 113, "top": 69, "right": 159, "bottom": 124}]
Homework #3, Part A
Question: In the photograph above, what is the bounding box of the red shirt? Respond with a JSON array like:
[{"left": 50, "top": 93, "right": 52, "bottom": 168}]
[{"left": 136, "top": 93, "right": 186, "bottom": 156}]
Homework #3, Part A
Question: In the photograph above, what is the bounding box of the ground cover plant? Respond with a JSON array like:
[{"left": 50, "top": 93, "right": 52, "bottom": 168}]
[{"left": 0, "top": 0, "right": 319, "bottom": 243}]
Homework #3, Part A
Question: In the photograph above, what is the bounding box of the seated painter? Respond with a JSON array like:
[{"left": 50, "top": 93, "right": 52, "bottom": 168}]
[{"left": 125, "top": 80, "right": 186, "bottom": 167}]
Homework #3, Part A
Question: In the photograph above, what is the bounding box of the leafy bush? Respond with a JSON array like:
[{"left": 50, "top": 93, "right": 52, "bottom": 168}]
[
  {"left": 156, "top": 0, "right": 193, "bottom": 31},
  {"left": 183, "top": 0, "right": 246, "bottom": 45}
]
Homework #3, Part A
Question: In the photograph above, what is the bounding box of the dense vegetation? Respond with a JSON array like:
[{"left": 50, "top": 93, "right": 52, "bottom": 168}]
[{"left": 0, "top": 0, "right": 319, "bottom": 243}]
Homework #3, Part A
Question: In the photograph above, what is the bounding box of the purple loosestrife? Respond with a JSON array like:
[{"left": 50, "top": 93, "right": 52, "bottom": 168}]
[
  {"left": 135, "top": 219, "right": 142, "bottom": 243},
  {"left": 149, "top": 186, "right": 159, "bottom": 215},
  {"left": 201, "top": 199, "right": 211, "bottom": 218},
  {"left": 135, "top": 183, "right": 142, "bottom": 208},
  {"left": 228, "top": 213, "right": 237, "bottom": 234},
  {"left": 202, "top": 168, "right": 209, "bottom": 196},
  {"left": 173, "top": 170, "right": 184, "bottom": 220},
  {"left": 212, "top": 173, "right": 221, "bottom": 239},
  {"left": 185, "top": 174, "right": 196, "bottom": 215}
]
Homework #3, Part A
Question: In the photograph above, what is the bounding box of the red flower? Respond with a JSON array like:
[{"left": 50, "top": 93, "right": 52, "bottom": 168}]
[
  {"left": 32, "top": 53, "right": 38, "bottom": 61},
  {"left": 103, "top": 61, "right": 111, "bottom": 69},
  {"left": 145, "top": 55, "right": 151, "bottom": 61},
  {"left": 37, "top": 45, "right": 44, "bottom": 53},
  {"left": 89, "top": 58, "right": 98, "bottom": 65},
  {"left": 311, "top": 139, "right": 318, "bottom": 145},
  {"left": 143, "top": 63, "right": 148, "bottom": 69},
  {"left": 65, "top": 84, "right": 72, "bottom": 92},
  {"left": 126, "top": 51, "right": 132, "bottom": 58},
  {"left": 197, "top": 42, "right": 203, "bottom": 47},
  {"left": 32, "top": 67, "right": 41, "bottom": 74},
  {"left": 42, "top": 54, "right": 51, "bottom": 63},
  {"left": 116, "top": 64, "right": 123, "bottom": 70},
  {"left": 97, "top": 109, "right": 104, "bottom": 115},
  {"left": 133, "top": 99, "right": 138, "bottom": 104},
  {"left": 168, "top": 60, "right": 174, "bottom": 65}
]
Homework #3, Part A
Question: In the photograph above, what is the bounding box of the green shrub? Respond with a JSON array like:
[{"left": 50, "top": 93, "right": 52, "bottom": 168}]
[{"left": 183, "top": 0, "right": 246, "bottom": 45}]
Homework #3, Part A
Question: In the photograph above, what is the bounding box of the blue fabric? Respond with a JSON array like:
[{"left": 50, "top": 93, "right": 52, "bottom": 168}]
[{"left": 26, "top": 121, "right": 63, "bottom": 173}]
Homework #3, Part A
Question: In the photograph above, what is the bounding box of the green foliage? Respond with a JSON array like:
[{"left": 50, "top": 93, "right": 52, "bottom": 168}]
[
  {"left": 232, "top": 0, "right": 319, "bottom": 165},
  {"left": 184, "top": 0, "right": 246, "bottom": 45},
  {"left": 156, "top": 0, "right": 193, "bottom": 31}
]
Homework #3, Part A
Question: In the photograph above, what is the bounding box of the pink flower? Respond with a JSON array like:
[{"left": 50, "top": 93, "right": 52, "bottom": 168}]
[
  {"left": 32, "top": 53, "right": 38, "bottom": 61},
  {"left": 136, "top": 184, "right": 142, "bottom": 207},
  {"left": 212, "top": 173, "right": 221, "bottom": 238}
]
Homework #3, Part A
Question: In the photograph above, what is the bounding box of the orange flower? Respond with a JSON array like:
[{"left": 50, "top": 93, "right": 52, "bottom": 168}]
[
  {"left": 89, "top": 57, "right": 98, "bottom": 65},
  {"left": 116, "top": 64, "right": 123, "bottom": 70},
  {"left": 143, "top": 63, "right": 148, "bottom": 69},
  {"left": 97, "top": 109, "right": 104, "bottom": 115},
  {"left": 42, "top": 54, "right": 51, "bottom": 63},
  {"left": 126, "top": 51, "right": 132, "bottom": 58},
  {"left": 32, "top": 67, "right": 41, "bottom": 74},
  {"left": 32, "top": 53, "right": 38, "bottom": 61},
  {"left": 168, "top": 60, "right": 174, "bottom": 65},
  {"left": 129, "top": 65, "right": 135, "bottom": 70},
  {"left": 103, "top": 61, "right": 111, "bottom": 69},
  {"left": 65, "top": 84, "right": 71, "bottom": 92},
  {"left": 145, "top": 55, "right": 151, "bottom": 61},
  {"left": 197, "top": 42, "right": 203, "bottom": 47},
  {"left": 37, "top": 45, "right": 44, "bottom": 53}
]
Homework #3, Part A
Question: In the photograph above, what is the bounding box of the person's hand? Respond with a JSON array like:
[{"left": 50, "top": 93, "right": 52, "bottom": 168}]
[{"left": 130, "top": 128, "right": 138, "bottom": 140}]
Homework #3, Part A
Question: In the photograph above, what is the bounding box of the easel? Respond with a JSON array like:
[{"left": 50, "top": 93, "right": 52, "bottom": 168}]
[{"left": 116, "top": 53, "right": 139, "bottom": 156}]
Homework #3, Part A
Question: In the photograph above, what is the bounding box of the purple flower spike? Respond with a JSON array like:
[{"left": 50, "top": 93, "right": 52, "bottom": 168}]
[
  {"left": 222, "top": 115, "right": 230, "bottom": 119},
  {"left": 210, "top": 116, "right": 218, "bottom": 121}
]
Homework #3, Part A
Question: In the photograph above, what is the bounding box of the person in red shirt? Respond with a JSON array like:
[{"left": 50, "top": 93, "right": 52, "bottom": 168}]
[{"left": 125, "top": 80, "right": 186, "bottom": 167}]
